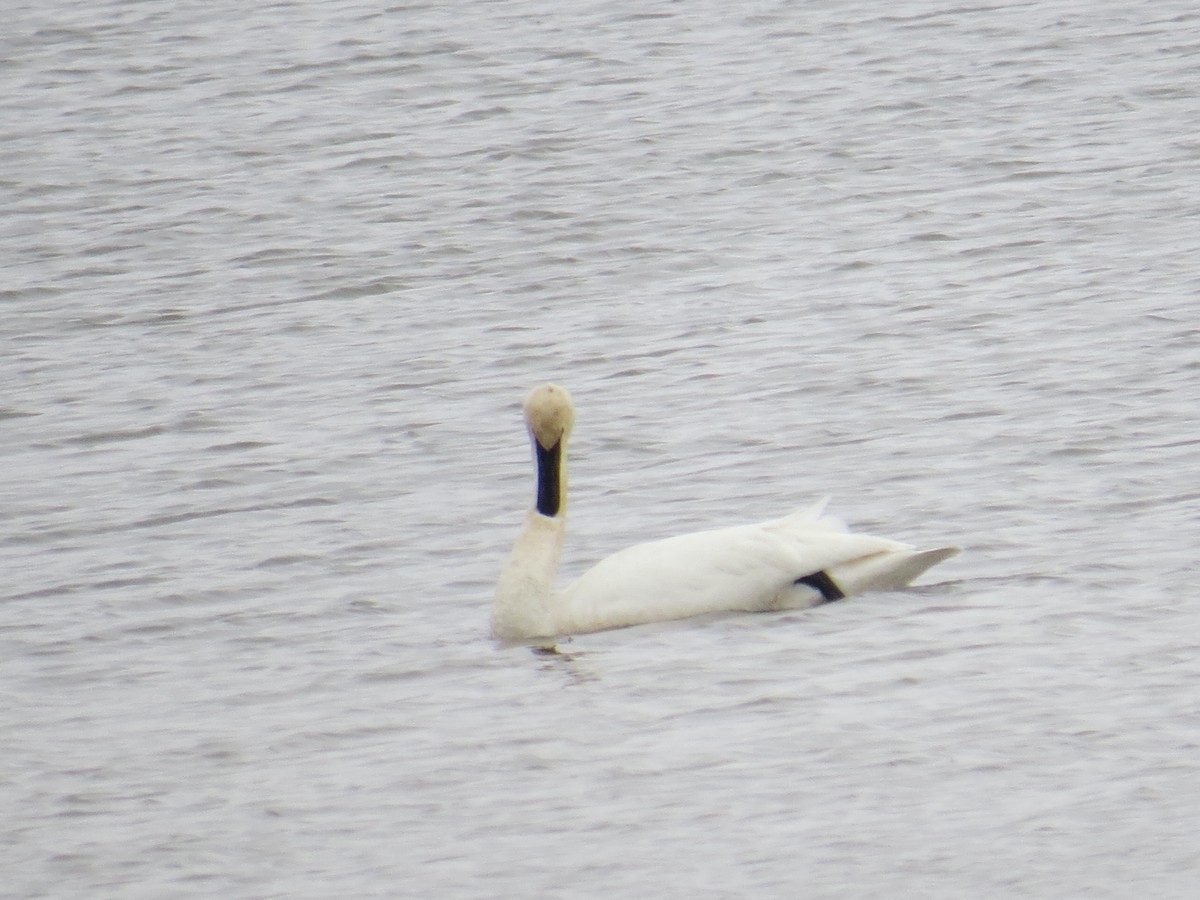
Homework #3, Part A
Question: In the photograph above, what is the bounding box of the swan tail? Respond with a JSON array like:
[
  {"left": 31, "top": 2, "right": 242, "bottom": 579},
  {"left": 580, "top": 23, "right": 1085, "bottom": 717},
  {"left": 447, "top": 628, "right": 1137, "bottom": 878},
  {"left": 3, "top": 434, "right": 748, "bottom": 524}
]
[
  {"left": 795, "top": 496, "right": 832, "bottom": 520},
  {"left": 778, "top": 496, "right": 848, "bottom": 532},
  {"left": 828, "top": 546, "right": 959, "bottom": 595}
]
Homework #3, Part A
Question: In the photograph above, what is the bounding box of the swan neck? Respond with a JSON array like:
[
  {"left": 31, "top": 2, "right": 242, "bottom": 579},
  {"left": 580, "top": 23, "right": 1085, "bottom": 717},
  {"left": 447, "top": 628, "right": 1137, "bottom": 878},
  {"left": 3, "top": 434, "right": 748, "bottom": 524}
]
[
  {"left": 491, "top": 421, "right": 571, "bottom": 641},
  {"left": 492, "top": 509, "right": 566, "bottom": 640},
  {"left": 535, "top": 437, "right": 567, "bottom": 517}
]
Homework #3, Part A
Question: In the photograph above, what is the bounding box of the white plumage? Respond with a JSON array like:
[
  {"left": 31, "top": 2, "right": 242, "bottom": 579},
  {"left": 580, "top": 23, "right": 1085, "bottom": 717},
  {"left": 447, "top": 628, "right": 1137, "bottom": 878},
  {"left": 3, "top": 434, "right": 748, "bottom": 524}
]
[{"left": 491, "top": 384, "right": 958, "bottom": 641}]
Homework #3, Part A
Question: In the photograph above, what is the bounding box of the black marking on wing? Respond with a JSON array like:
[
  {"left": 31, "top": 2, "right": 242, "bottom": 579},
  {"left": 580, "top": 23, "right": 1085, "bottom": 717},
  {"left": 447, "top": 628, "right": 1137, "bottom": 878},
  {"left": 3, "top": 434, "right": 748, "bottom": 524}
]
[{"left": 795, "top": 570, "right": 845, "bottom": 603}]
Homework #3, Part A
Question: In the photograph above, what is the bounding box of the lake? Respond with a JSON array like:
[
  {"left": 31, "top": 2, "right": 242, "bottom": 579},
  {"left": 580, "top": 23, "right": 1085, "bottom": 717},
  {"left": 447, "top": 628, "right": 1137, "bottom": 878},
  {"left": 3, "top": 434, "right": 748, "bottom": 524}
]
[{"left": 3, "top": 0, "right": 1200, "bottom": 896}]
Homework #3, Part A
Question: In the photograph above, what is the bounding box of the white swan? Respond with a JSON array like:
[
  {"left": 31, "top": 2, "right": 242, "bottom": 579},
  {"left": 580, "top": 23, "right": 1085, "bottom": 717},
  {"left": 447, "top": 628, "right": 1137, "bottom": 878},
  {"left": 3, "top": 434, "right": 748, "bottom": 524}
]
[{"left": 492, "top": 384, "right": 959, "bottom": 641}]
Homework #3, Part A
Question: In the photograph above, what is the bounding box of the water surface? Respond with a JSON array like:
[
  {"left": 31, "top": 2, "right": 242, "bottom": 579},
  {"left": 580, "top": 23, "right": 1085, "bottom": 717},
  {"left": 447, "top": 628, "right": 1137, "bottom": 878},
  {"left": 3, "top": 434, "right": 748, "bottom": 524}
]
[{"left": 4, "top": 1, "right": 1200, "bottom": 896}]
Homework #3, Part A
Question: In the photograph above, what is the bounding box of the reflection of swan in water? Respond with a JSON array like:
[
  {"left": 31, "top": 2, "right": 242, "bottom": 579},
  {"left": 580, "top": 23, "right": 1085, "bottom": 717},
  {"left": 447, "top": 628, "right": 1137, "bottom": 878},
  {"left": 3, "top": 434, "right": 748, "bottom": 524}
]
[
  {"left": 531, "top": 642, "right": 598, "bottom": 682},
  {"left": 492, "top": 384, "right": 959, "bottom": 642}
]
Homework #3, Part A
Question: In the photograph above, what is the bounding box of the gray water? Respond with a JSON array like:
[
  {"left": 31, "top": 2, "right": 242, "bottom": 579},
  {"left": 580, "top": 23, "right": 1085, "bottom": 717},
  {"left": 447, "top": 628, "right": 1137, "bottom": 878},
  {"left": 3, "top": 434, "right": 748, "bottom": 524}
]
[{"left": 4, "top": 0, "right": 1200, "bottom": 896}]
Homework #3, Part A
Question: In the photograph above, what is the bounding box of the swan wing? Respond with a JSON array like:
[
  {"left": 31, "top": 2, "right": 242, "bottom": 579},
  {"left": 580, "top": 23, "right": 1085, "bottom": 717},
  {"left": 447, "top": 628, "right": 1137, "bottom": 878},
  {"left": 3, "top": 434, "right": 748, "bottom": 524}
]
[{"left": 555, "top": 511, "right": 916, "bottom": 635}]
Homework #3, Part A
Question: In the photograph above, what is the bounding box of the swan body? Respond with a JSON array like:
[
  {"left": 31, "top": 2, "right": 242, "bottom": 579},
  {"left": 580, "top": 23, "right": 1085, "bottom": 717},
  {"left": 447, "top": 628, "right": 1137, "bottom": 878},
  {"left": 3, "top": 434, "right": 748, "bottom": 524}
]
[{"left": 492, "top": 384, "right": 958, "bottom": 641}]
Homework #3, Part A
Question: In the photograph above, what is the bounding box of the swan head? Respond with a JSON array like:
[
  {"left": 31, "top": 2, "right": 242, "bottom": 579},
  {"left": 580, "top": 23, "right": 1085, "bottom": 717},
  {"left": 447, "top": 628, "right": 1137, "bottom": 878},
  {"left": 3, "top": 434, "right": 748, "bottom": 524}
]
[{"left": 523, "top": 383, "right": 575, "bottom": 451}]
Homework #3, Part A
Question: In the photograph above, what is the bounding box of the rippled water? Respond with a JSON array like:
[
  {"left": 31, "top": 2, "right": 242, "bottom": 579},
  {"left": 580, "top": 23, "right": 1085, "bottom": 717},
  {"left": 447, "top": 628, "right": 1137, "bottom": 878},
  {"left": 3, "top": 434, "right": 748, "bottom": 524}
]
[{"left": 4, "top": 1, "right": 1200, "bottom": 896}]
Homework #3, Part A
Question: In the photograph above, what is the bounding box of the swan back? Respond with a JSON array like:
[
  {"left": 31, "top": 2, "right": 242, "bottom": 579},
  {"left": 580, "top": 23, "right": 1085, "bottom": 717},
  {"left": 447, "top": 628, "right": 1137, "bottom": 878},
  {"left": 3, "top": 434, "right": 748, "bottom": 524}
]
[{"left": 554, "top": 508, "right": 913, "bottom": 634}]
